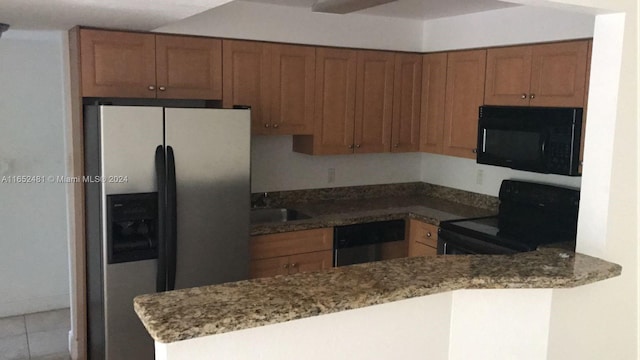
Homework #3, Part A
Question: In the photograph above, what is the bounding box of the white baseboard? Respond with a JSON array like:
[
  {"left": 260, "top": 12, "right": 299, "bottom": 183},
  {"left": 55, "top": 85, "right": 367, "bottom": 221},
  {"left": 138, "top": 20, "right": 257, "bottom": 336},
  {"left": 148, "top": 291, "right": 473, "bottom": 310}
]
[
  {"left": 69, "top": 330, "right": 79, "bottom": 360},
  {"left": 0, "top": 294, "right": 70, "bottom": 318}
]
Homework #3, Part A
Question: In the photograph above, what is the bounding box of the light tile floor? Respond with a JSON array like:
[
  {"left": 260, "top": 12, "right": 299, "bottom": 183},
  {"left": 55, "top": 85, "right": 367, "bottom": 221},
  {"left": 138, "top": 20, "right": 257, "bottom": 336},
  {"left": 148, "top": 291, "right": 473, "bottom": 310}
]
[{"left": 0, "top": 309, "right": 70, "bottom": 360}]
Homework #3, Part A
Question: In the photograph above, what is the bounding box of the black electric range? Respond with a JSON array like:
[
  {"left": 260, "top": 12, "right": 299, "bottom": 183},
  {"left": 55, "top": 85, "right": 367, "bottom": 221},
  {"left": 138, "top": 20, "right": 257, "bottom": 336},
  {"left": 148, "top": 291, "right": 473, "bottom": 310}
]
[{"left": 438, "top": 180, "right": 580, "bottom": 255}]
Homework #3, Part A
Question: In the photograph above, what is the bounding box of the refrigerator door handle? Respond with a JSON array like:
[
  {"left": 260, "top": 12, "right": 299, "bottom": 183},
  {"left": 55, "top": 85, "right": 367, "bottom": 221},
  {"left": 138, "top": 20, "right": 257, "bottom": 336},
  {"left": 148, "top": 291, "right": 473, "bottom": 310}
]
[
  {"left": 155, "top": 145, "right": 167, "bottom": 292},
  {"left": 166, "top": 145, "right": 178, "bottom": 291}
]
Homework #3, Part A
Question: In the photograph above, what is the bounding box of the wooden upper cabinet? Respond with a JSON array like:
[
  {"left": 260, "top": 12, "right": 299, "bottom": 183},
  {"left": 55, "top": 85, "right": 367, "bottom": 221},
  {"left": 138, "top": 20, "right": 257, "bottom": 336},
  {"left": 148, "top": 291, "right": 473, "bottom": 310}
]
[
  {"left": 222, "top": 40, "right": 271, "bottom": 134},
  {"left": 354, "top": 50, "right": 395, "bottom": 153},
  {"left": 529, "top": 40, "right": 589, "bottom": 107},
  {"left": 79, "top": 29, "right": 156, "bottom": 98},
  {"left": 485, "top": 40, "right": 589, "bottom": 107},
  {"left": 293, "top": 48, "right": 396, "bottom": 155},
  {"left": 270, "top": 44, "right": 316, "bottom": 135},
  {"left": 294, "top": 47, "right": 357, "bottom": 155},
  {"left": 77, "top": 28, "right": 222, "bottom": 100},
  {"left": 155, "top": 35, "right": 222, "bottom": 100},
  {"left": 443, "top": 49, "right": 486, "bottom": 159},
  {"left": 419, "top": 52, "right": 447, "bottom": 154},
  {"left": 391, "top": 53, "right": 422, "bottom": 152},
  {"left": 484, "top": 45, "right": 532, "bottom": 106}
]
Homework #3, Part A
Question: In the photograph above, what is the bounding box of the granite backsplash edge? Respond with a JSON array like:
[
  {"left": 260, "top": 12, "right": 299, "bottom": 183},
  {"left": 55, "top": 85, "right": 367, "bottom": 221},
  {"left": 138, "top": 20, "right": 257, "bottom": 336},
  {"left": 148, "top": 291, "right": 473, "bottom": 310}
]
[{"left": 251, "top": 182, "right": 499, "bottom": 211}]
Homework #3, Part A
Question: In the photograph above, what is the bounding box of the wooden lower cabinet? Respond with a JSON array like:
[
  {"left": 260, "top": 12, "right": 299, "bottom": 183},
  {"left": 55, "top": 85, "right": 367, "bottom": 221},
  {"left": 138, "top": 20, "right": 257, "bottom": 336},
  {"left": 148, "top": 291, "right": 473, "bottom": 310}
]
[
  {"left": 408, "top": 219, "right": 438, "bottom": 257},
  {"left": 250, "top": 228, "right": 333, "bottom": 279},
  {"left": 250, "top": 250, "right": 333, "bottom": 278}
]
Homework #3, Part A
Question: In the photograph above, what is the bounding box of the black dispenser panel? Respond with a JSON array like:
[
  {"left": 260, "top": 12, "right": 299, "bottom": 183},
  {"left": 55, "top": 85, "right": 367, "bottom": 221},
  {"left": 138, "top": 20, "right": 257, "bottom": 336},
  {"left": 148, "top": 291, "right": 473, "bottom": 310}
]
[{"left": 106, "top": 192, "right": 158, "bottom": 264}]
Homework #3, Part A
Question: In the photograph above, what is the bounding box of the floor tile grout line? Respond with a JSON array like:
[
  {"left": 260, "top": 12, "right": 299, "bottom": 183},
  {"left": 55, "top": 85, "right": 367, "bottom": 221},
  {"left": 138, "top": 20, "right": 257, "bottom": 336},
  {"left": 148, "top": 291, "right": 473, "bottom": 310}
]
[{"left": 24, "top": 314, "right": 32, "bottom": 359}]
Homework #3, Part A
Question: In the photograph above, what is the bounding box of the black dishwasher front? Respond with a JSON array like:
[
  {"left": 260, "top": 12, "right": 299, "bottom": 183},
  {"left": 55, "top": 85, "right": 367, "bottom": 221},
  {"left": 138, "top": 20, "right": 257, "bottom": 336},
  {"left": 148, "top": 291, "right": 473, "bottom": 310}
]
[{"left": 333, "top": 220, "right": 406, "bottom": 267}]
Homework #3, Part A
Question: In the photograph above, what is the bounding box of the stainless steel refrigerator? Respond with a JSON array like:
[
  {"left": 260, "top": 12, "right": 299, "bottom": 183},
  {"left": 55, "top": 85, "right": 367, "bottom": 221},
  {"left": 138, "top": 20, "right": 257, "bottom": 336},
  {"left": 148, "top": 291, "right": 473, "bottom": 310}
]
[{"left": 84, "top": 105, "right": 250, "bottom": 359}]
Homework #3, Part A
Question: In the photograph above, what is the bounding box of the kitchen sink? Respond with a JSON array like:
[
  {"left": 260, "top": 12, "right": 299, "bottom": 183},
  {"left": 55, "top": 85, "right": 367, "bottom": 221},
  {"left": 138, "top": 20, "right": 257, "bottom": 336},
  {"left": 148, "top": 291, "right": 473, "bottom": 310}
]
[{"left": 250, "top": 208, "right": 312, "bottom": 224}]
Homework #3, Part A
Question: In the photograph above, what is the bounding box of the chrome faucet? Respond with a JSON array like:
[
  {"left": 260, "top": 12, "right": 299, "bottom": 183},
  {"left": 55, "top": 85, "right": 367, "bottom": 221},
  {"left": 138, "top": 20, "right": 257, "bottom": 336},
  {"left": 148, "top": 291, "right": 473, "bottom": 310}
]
[{"left": 253, "top": 192, "right": 271, "bottom": 208}]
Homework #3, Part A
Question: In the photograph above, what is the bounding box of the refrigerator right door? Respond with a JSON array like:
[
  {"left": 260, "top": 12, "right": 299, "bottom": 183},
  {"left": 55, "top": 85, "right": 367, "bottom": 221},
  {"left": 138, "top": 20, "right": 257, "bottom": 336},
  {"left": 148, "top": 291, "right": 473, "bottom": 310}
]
[{"left": 164, "top": 108, "right": 251, "bottom": 289}]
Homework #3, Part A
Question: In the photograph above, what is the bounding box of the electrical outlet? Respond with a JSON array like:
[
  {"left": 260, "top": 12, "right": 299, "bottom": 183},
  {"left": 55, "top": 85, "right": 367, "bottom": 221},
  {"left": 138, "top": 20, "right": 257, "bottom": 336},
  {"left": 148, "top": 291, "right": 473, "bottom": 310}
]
[
  {"left": 476, "top": 169, "right": 484, "bottom": 185},
  {"left": 328, "top": 168, "right": 335, "bottom": 183}
]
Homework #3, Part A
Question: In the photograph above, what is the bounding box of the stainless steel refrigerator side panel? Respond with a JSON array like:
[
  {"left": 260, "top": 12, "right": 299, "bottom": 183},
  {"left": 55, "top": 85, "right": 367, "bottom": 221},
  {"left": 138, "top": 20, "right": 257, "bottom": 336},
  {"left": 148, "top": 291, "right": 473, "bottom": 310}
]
[
  {"left": 83, "top": 105, "right": 106, "bottom": 360},
  {"left": 164, "top": 108, "right": 251, "bottom": 289},
  {"left": 99, "top": 106, "right": 163, "bottom": 360}
]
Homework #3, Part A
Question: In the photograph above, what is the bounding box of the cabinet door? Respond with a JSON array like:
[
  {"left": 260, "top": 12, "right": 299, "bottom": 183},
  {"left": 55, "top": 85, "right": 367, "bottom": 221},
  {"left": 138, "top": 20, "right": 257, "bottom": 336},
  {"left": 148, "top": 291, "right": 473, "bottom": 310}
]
[
  {"left": 288, "top": 250, "right": 333, "bottom": 275},
  {"left": 222, "top": 40, "right": 271, "bottom": 134},
  {"left": 408, "top": 219, "right": 438, "bottom": 257},
  {"left": 411, "top": 242, "right": 437, "bottom": 257},
  {"left": 443, "top": 49, "right": 486, "bottom": 159},
  {"left": 79, "top": 29, "right": 156, "bottom": 98},
  {"left": 155, "top": 35, "right": 222, "bottom": 100},
  {"left": 250, "top": 256, "right": 290, "bottom": 279},
  {"left": 270, "top": 44, "right": 316, "bottom": 134},
  {"left": 529, "top": 40, "right": 589, "bottom": 107},
  {"left": 484, "top": 45, "right": 532, "bottom": 106},
  {"left": 312, "top": 47, "right": 358, "bottom": 154},
  {"left": 419, "top": 53, "right": 447, "bottom": 154},
  {"left": 391, "top": 53, "right": 422, "bottom": 152},
  {"left": 353, "top": 50, "right": 394, "bottom": 153}
]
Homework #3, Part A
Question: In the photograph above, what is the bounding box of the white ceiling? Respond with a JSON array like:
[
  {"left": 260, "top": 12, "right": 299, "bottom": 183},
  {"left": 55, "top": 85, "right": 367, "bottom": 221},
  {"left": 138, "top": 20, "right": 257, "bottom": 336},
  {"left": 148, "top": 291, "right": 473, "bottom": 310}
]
[
  {"left": 0, "top": 0, "right": 518, "bottom": 32},
  {"left": 244, "top": 0, "right": 519, "bottom": 20},
  {"left": 0, "top": 0, "right": 235, "bottom": 31}
]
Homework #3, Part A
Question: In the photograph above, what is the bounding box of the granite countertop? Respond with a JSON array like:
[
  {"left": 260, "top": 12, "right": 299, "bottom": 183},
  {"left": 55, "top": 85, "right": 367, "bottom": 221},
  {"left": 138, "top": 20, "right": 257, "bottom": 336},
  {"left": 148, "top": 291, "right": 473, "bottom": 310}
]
[
  {"left": 250, "top": 194, "right": 496, "bottom": 236},
  {"left": 134, "top": 248, "right": 622, "bottom": 343}
]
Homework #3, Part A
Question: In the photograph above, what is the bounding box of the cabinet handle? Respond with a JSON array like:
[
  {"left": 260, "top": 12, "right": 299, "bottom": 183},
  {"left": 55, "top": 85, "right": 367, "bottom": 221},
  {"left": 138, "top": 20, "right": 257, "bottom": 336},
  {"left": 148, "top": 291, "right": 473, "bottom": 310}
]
[
  {"left": 348, "top": 144, "right": 354, "bottom": 149},
  {"left": 529, "top": 93, "right": 536, "bottom": 99},
  {"left": 426, "top": 232, "right": 432, "bottom": 238},
  {"left": 273, "top": 123, "right": 279, "bottom": 128},
  {"left": 394, "top": 143, "right": 399, "bottom": 148},
  {"left": 355, "top": 144, "right": 361, "bottom": 148},
  {"left": 472, "top": 148, "right": 478, "bottom": 154},
  {"left": 521, "top": 93, "right": 527, "bottom": 99},
  {"left": 148, "top": 85, "right": 156, "bottom": 91},
  {"left": 291, "top": 263, "right": 297, "bottom": 268},
  {"left": 159, "top": 86, "right": 166, "bottom": 91},
  {"left": 264, "top": 123, "right": 270, "bottom": 128},
  {"left": 283, "top": 264, "right": 289, "bottom": 269}
]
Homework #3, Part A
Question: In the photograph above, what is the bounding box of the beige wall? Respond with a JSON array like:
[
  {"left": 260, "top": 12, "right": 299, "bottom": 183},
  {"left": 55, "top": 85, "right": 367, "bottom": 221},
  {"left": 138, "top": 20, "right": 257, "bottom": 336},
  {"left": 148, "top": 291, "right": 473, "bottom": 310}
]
[
  {"left": 0, "top": 30, "right": 71, "bottom": 317},
  {"left": 544, "top": 0, "right": 638, "bottom": 357}
]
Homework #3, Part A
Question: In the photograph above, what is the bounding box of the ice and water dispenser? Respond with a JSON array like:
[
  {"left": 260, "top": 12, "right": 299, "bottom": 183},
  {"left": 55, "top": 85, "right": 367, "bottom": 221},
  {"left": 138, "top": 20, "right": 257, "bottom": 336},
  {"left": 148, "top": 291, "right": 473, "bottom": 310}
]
[{"left": 106, "top": 192, "right": 158, "bottom": 264}]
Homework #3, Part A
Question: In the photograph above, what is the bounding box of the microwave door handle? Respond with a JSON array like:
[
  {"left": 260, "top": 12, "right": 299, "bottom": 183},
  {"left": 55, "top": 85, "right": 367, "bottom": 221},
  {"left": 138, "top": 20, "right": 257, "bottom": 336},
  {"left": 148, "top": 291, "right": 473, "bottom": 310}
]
[{"left": 482, "top": 129, "right": 487, "bottom": 153}]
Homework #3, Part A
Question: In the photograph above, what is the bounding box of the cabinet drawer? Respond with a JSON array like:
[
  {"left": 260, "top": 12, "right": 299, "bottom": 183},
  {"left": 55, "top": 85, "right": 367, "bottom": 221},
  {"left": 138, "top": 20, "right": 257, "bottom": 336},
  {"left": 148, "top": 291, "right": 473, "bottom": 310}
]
[
  {"left": 250, "top": 228, "right": 333, "bottom": 260},
  {"left": 410, "top": 220, "right": 438, "bottom": 247}
]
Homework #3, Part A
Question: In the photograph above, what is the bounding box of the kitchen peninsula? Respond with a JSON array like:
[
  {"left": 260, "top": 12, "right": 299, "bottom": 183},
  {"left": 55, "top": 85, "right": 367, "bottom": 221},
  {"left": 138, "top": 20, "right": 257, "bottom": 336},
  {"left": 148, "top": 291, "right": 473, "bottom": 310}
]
[
  {"left": 135, "top": 249, "right": 620, "bottom": 359},
  {"left": 133, "top": 183, "right": 621, "bottom": 359}
]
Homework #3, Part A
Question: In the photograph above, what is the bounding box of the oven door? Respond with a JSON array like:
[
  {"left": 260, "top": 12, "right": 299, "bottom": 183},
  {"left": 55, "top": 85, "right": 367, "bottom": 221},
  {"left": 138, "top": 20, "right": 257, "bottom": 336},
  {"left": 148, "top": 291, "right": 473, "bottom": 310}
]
[{"left": 437, "top": 228, "right": 519, "bottom": 255}]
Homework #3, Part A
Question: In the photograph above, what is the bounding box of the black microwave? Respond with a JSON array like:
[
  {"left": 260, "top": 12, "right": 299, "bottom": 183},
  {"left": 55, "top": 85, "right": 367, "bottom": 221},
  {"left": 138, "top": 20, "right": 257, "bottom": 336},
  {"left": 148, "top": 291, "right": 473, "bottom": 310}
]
[{"left": 477, "top": 106, "right": 583, "bottom": 176}]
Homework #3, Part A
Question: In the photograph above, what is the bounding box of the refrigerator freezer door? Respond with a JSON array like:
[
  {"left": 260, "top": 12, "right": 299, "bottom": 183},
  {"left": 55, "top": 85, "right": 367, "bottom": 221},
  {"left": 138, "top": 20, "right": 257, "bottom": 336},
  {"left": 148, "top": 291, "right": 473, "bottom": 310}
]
[
  {"left": 100, "top": 106, "right": 163, "bottom": 195},
  {"left": 165, "top": 108, "right": 251, "bottom": 289},
  {"left": 99, "top": 106, "right": 163, "bottom": 359}
]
